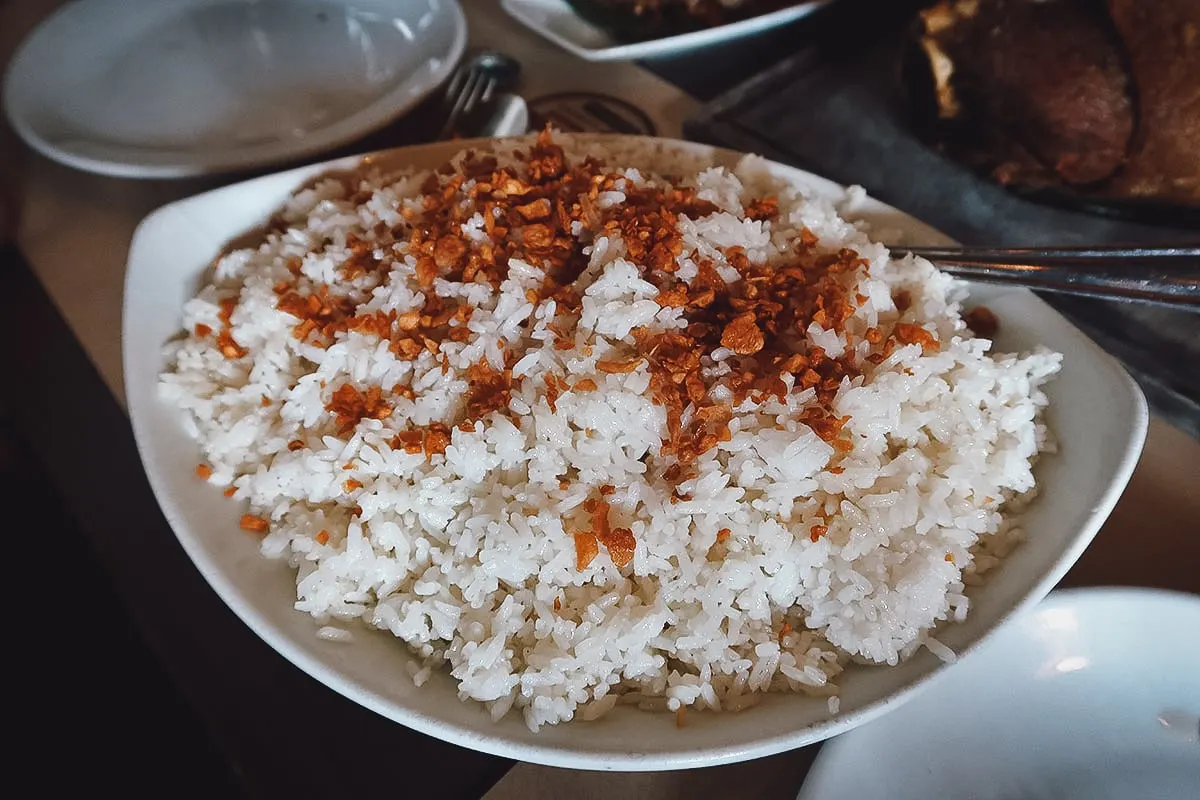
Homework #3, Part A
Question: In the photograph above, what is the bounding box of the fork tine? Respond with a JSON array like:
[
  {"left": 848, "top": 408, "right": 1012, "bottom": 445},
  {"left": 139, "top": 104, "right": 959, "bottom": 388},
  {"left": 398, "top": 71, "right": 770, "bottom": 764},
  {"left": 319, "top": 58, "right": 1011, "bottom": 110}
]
[
  {"left": 438, "top": 68, "right": 482, "bottom": 139},
  {"left": 478, "top": 75, "right": 498, "bottom": 106},
  {"left": 450, "top": 75, "right": 494, "bottom": 139},
  {"left": 461, "top": 73, "right": 491, "bottom": 116},
  {"left": 439, "top": 65, "right": 469, "bottom": 111}
]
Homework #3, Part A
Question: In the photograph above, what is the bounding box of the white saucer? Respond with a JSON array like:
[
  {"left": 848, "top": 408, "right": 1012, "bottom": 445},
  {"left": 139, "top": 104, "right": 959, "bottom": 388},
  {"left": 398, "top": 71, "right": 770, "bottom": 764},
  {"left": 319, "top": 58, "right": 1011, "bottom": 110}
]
[
  {"left": 501, "top": 0, "right": 827, "bottom": 62},
  {"left": 2, "top": 0, "right": 466, "bottom": 178},
  {"left": 798, "top": 588, "right": 1200, "bottom": 800}
]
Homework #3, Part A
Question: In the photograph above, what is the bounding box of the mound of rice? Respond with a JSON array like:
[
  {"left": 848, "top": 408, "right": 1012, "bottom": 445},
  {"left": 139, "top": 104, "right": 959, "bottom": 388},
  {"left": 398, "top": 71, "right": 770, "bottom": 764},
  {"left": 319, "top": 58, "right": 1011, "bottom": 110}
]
[{"left": 160, "top": 132, "right": 1060, "bottom": 731}]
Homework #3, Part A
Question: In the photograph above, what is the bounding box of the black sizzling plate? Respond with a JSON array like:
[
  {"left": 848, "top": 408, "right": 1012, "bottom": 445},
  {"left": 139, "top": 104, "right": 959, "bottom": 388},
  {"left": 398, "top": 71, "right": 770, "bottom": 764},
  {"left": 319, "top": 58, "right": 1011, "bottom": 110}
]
[{"left": 893, "top": 9, "right": 1200, "bottom": 229}]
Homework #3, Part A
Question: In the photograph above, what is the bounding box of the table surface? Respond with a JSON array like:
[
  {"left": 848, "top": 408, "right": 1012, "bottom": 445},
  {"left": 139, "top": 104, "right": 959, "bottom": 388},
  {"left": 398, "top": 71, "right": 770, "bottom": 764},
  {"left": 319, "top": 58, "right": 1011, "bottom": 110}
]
[{"left": 3, "top": 2, "right": 1198, "bottom": 799}]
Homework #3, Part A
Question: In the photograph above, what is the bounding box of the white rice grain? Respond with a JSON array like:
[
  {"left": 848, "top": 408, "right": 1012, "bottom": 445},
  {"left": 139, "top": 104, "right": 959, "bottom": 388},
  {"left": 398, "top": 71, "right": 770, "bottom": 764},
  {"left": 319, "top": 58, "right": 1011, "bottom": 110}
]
[{"left": 160, "top": 134, "right": 1059, "bottom": 731}]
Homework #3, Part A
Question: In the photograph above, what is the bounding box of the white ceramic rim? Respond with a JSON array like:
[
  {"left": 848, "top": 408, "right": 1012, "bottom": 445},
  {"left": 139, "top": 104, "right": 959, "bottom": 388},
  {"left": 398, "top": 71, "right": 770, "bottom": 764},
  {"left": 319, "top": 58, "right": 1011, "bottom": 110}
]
[
  {"left": 123, "top": 134, "right": 1149, "bottom": 770},
  {"left": 1, "top": 0, "right": 468, "bottom": 179},
  {"left": 499, "top": 0, "right": 828, "bottom": 62}
]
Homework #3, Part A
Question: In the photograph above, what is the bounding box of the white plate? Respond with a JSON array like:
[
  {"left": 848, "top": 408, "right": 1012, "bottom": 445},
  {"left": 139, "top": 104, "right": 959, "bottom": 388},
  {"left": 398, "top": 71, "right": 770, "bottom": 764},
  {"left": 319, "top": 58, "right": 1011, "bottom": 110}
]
[
  {"left": 123, "top": 134, "right": 1146, "bottom": 770},
  {"left": 798, "top": 588, "right": 1200, "bottom": 799},
  {"left": 2, "top": 0, "right": 466, "bottom": 178},
  {"left": 501, "top": 0, "right": 827, "bottom": 61}
]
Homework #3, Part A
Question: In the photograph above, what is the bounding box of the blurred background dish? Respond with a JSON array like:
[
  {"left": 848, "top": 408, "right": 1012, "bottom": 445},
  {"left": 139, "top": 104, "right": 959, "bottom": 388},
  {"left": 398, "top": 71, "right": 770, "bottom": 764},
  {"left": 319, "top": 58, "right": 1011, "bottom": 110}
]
[
  {"left": 501, "top": 0, "right": 828, "bottom": 61},
  {"left": 904, "top": 0, "right": 1200, "bottom": 223},
  {"left": 2, "top": 0, "right": 467, "bottom": 178},
  {"left": 797, "top": 588, "right": 1200, "bottom": 800}
]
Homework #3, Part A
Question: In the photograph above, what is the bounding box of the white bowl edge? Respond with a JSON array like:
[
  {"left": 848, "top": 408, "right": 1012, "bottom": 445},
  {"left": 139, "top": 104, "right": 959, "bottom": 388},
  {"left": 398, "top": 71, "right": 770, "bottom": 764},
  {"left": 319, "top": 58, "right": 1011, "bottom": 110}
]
[{"left": 122, "top": 133, "right": 1149, "bottom": 770}]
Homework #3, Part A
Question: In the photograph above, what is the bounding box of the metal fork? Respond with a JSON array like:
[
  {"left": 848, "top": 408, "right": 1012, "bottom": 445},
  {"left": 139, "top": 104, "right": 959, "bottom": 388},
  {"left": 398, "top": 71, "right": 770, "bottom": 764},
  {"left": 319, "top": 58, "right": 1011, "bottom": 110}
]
[
  {"left": 898, "top": 244, "right": 1200, "bottom": 309},
  {"left": 435, "top": 51, "right": 521, "bottom": 140}
]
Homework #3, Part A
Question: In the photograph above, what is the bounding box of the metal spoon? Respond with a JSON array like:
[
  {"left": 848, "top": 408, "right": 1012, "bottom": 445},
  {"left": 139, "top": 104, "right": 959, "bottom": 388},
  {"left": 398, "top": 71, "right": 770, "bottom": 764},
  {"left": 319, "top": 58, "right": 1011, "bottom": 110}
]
[{"left": 898, "top": 244, "right": 1200, "bottom": 310}]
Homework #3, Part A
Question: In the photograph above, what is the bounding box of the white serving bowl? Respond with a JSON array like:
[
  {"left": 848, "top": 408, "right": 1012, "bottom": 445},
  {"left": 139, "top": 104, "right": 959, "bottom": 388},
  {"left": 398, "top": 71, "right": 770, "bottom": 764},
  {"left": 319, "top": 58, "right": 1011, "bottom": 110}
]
[
  {"left": 798, "top": 588, "right": 1200, "bottom": 799},
  {"left": 124, "top": 135, "right": 1147, "bottom": 770}
]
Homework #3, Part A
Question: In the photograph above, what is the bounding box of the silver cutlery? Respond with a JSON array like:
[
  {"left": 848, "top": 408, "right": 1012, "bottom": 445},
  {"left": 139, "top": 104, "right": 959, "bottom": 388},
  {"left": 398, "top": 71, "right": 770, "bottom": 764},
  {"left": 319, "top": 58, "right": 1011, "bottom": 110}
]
[
  {"left": 898, "top": 244, "right": 1200, "bottom": 309},
  {"left": 477, "top": 94, "right": 530, "bottom": 138},
  {"left": 436, "top": 51, "right": 522, "bottom": 140}
]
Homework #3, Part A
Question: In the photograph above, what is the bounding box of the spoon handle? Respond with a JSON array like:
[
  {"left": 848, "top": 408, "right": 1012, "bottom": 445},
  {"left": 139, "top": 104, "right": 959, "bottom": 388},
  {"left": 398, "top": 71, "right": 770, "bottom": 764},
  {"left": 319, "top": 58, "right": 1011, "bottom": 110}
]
[{"left": 901, "top": 245, "right": 1200, "bottom": 310}]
